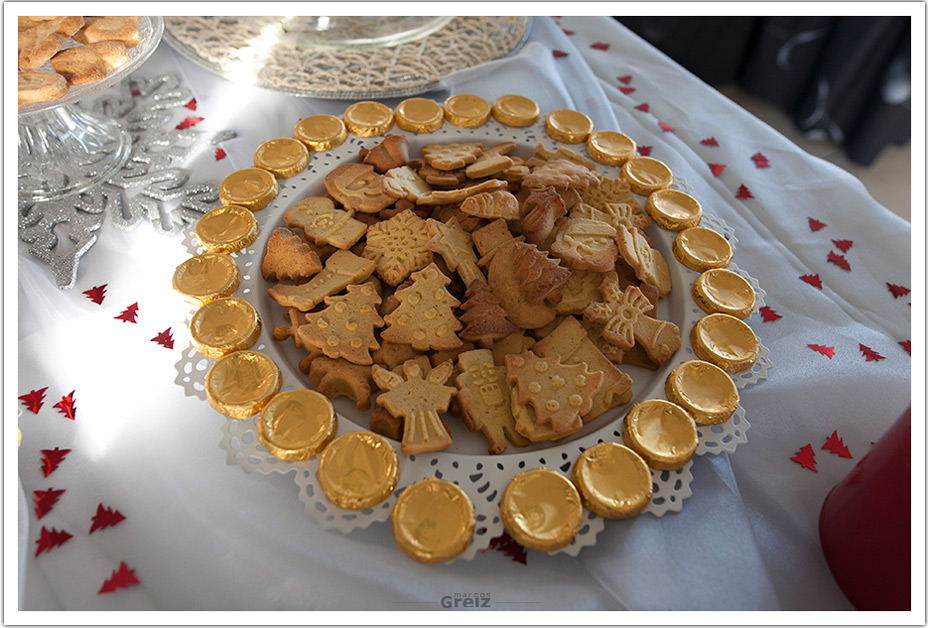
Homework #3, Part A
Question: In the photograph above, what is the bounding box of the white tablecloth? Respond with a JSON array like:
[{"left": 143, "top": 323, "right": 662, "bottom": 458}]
[{"left": 15, "top": 16, "right": 917, "bottom": 615}]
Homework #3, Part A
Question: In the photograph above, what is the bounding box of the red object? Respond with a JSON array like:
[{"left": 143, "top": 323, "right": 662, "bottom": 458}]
[
  {"left": 790, "top": 444, "right": 818, "bottom": 471},
  {"left": 485, "top": 532, "right": 528, "bottom": 565},
  {"left": 827, "top": 251, "right": 851, "bottom": 271},
  {"left": 759, "top": 306, "right": 782, "bottom": 322},
  {"left": 40, "top": 448, "right": 71, "bottom": 477},
  {"left": 822, "top": 430, "right": 853, "bottom": 458},
  {"left": 185, "top": 98, "right": 197, "bottom": 110},
  {"left": 215, "top": 148, "right": 227, "bottom": 161},
  {"left": 54, "top": 391, "right": 77, "bottom": 420},
  {"left": 35, "top": 526, "right": 72, "bottom": 557},
  {"left": 90, "top": 504, "right": 126, "bottom": 534},
  {"left": 753, "top": 158, "right": 771, "bottom": 168},
  {"left": 859, "top": 344, "right": 886, "bottom": 362},
  {"left": 33, "top": 488, "right": 66, "bottom": 519},
  {"left": 800, "top": 274, "right": 823, "bottom": 289},
  {"left": 736, "top": 184, "right": 754, "bottom": 199},
  {"left": 819, "top": 406, "right": 911, "bottom": 610},
  {"left": 808, "top": 217, "right": 827, "bottom": 232},
  {"left": 115, "top": 302, "right": 139, "bottom": 323},
  {"left": 552, "top": 49, "right": 568, "bottom": 58},
  {"left": 700, "top": 137, "right": 719, "bottom": 146},
  {"left": 658, "top": 121, "right": 674, "bottom": 132},
  {"left": 151, "top": 327, "right": 175, "bottom": 350},
  {"left": 634, "top": 103, "right": 649, "bottom": 112},
  {"left": 19, "top": 387, "right": 48, "bottom": 413},
  {"left": 175, "top": 116, "right": 204, "bottom": 130},
  {"left": 832, "top": 239, "right": 853, "bottom": 253},
  {"left": 82, "top": 284, "right": 107, "bottom": 304},
  {"left": 562, "top": 29, "right": 574, "bottom": 35},
  {"left": 708, "top": 163, "right": 726, "bottom": 176},
  {"left": 98, "top": 562, "right": 140, "bottom": 594},
  {"left": 887, "top": 283, "right": 910, "bottom": 299},
  {"left": 591, "top": 42, "right": 609, "bottom": 50},
  {"left": 899, "top": 340, "right": 911, "bottom": 354},
  {"left": 617, "top": 75, "right": 632, "bottom": 84},
  {"left": 808, "top": 344, "right": 835, "bottom": 359},
  {"left": 619, "top": 86, "right": 636, "bottom": 95},
  {"left": 637, "top": 146, "right": 652, "bottom": 156}
]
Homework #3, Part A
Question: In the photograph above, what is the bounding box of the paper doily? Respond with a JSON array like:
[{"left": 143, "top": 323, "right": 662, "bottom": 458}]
[
  {"left": 162, "top": 16, "right": 532, "bottom": 100},
  {"left": 174, "top": 115, "right": 770, "bottom": 560}
]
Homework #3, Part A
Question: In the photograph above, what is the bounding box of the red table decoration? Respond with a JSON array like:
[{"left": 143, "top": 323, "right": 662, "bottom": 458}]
[
  {"left": 115, "top": 302, "right": 140, "bottom": 323},
  {"left": 800, "top": 274, "right": 823, "bottom": 289},
  {"left": 708, "top": 163, "right": 726, "bottom": 176},
  {"left": 151, "top": 328, "right": 175, "bottom": 349},
  {"left": 35, "top": 526, "right": 73, "bottom": 557},
  {"left": 886, "top": 283, "right": 910, "bottom": 299},
  {"left": 808, "top": 217, "right": 827, "bottom": 232},
  {"left": 90, "top": 504, "right": 127, "bottom": 534},
  {"left": 82, "top": 285, "right": 107, "bottom": 305},
  {"left": 808, "top": 344, "right": 835, "bottom": 359},
  {"left": 33, "top": 488, "right": 66, "bottom": 519},
  {"left": 859, "top": 344, "right": 886, "bottom": 362},
  {"left": 759, "top": 306, "right": 781, "bottom": 322},
  {"left": 98, "top": 562, "right": 140, "bottom": 594},
  {"left": 40, "top": 448, "right": 71, "bottom": 477},
  {"left": 822, "top": 431, "right": 853, "bottom": 458},
  {"left": 175, "top": 116, "right": 204, "bottom": 130},
  {"left": 790, "top": 444, "right": 818, "bottom": 472},
  {"left": 736, "top": 184, "right": 754, "bottom": 199},
  {"left": 19, "top": 387, "right": 48, "bottom": 414},
  {"left": 826, "top": 251, "right": 851, "bottom": 271},
  {"left": 53, "top": 391, "right": 77, "bottom": 421}
]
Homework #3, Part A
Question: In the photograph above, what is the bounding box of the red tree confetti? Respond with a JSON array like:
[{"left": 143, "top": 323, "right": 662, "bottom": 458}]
[
  {"left": 899, "top": 340, "right": 911, "bottom": 354},
  {"left": 175, "top": 116, "right": 204, "bottom": 130},
  {"left": 617, "top": 75, "right": 632, "bottom": 84},
  {"left": 591, "top": 42, "right": 610, "bottom": 50},
  {"left": 887, "top": 283, "right": 910, "bottom": 299},
  {"left": 552, "top": 49, "right": 568, "bottom": 58},
  {"left": 822, "top": 430, "right": 853, "bottom": 458},
  {"left": 33, "top": 488, "right": 66, "bottom": 520},
  {"left": 485, "top": 531, "right": 528, "bottom": 565},
  {"left": 215, "top": 147, "right": 227, "bottom": 160},
  {"left": 19, "top": 387, "right": 48, "bottom": 414},
  {"left": 151, "top": 327, "right": 175, "bottom": 350},
  {"left": 708, "top": 163, "right": 726, "bottom": 176},
  {"left": 98, "top": 562, "right": 140, "bottom": 594},
  {"left": 637, "top": 146, "right": 652, "bottom": 156},
  {"left": 620, "top": 86, "right": 636, "bottom": 95},
  {"left": 35, "top": 526, "right": 73, "bottom": 557},
  {"left": 790, "top": 444, "right": 818, "bottom": 472},
  {"left": 832, "top": 239, "right": 853, "bottom": 253},
  {"left": 800, "top": 274, "right": 823, "bottom": 289},
  {"left": 754, "top": 158, "right": 770, "bottom": 168},
  {"left": 736, "top": 184, "right": 754, "bottom": 199},
  {"left": 41, "top": 448, "right": 71, "bottom": 477},
  {"left": 827, "top": 251, "right": 851, "bottom": 271},
  {"left": 115, "top": 302, "right": 140, "bottom": 323},
  {"left": 82, "top": 284, "right": 107, "bottom": 305},
  {"left": 808, "top": 217, "right": 827, "bottom": 232},
  {"left": 759, "top": 306, "right": 782, "bottom": 322},
  {"left": 751, "top": 152, "right": 771, "bottom": 167},
  {"left": 859, "top": 344, "right": 886, "bottom": 362},
  {"left": 131, "top": 89, "right": 140, "bottom": 96},
  {"left": 808, "top": 344, "right": 835, "bottom": 359},
  {"left": 562, "top": 28, "right": 575, "bottom": 35},
  {"left": 634, "top": 102, "right": 649, "bottom": 112},
  {"left": 700, "top": 137, "right": 719, "bottom": 146},
  {"left": 54, "top": 391, "right": 77, "bottom": 420},
  {"left": 185, "top": 98, "right": 197, "bottom": 110},
  {"left": 658, "top": 121, "right": 674, "bottom": 132},
  {"left": 90, "top": 504, "right": 127, "bottom": 534}
]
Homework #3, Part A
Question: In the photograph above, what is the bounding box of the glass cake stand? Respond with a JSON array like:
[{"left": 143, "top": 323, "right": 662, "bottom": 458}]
[{"left": 18, "top": 16, "right": 164, "bottom": 203}]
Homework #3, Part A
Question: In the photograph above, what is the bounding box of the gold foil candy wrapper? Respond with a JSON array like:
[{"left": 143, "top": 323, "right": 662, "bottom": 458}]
[
  {"left": 172, "top": 253, "right": 241, "bottom": 304},
  {"left": 395, "top": 97, "right": 444, "bottom": 133},
  {"left": 204, "top": 350, "right": 281, "bottom": 419},
  {"left": 672, "top": 226, "right": 733, "bottom": 272},
  {"left": 572, "top": 442, "right": 652, "bottom": 519},
  {"left": 257, "top": 388, "right": 337, "bottom": 461},
  {"left": 318, "top": 431, "right": 399, "bottom": 510},
  {"left": 621, "top": 157, "right": 673, "bottom": 195},
  {"left": 343, "top": 101, "right": 395, "bottom": 137},
  {"left": 500, "top": 468, "right": 583, "bottom": 552},
  {"left": 443, "top": 94, "right": 492, "bottom": 128},
  {"left": 254, "top": 137, "right": 310, "bottom": 179},
  {"left": 189, "top": 297, "right": 261, "bottom": 358},
  {"left": 646, "top": 189, "right": 703, "bottom": 231},
  {"left": 692, "top": 268, "right": 756, "bottom": 319},
  {"left": 691, "top": 312, "right": 760, "bottom": 372},
  {"left": 622, "top": 399, "right": 698, "bottom": 471},
  {"left": 491, "top": 94, "right": 539, "bottom": 127},
  {"left": 586, "top": 130, "right": 636, "bottom": 166},
  {"left": 544, "top": 108, "right": 594, "bottom": 143},
  {"left": 219, "top": 167, "right": 279, "bottom": 211},
  {"left": 665, "top": 360, "right": 740, "bottom": 425},
  {"left": 392, "top": 477, "right": 476, "bottom": 564},
  {"left": 294, "top": 114, "right": 347, "bottom": 151},
  {"left": 195, "top": 205, "right": 259, "bottom": 254}
]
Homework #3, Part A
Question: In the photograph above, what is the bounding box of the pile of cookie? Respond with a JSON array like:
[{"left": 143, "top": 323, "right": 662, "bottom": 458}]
[{"left": 18, "top": 16, "right": 141, "bottom": 107}]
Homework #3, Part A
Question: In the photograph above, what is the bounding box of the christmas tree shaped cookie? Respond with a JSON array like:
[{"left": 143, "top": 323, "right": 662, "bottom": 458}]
[
  {"left": 296, "top": 282, "right": 384, "bottom": 365},
  {"left": 372, "top": 360, "right": 456, "bottom": 454},
  {"left": 458, "top": 279, "right": 517, "bottom": 348},
  {"left": 381, "top": 263, "right": 462, "bottom": 352}
]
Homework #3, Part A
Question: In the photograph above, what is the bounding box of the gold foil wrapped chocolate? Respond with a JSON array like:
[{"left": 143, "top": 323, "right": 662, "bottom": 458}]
[
  {"left": 195, "top": 205, "right": 259, "bottom": 254},
  {"left": 443, "top": 94, "right": 492, "bottom": 128},
  {"left": 491, "top": 94, "right": 540, "bottom": 127},
  {"left": 343, "top": 101, "right": 394, "bottom": 137},
  {"left": 622, "top": 399, "right": 698, "bottom": 471},
  {"left": 189, "top": 297, "right": 261, "bottom": 358},
  {"left": 254, "top": 137, "right": 310, "bottom": 179},
  {"left": 395, "top": 97, "right": 444, "bottom": 133},
  {"left": 544, "top": 108, "right": 594, "bottom": 143},
  {"left": 318, "top": 431, "right": 399, "bottom": 510},
  {"left": 219, "top": 168, "right": 279, "bottom": 211},
  {"left": 500, "top": 468, "right": 583, "bottom": 552},
  {"left": 646, "top": 189, "right": 703, "bottom": 231},
  {"left": 621, "top": 157, "right": 673, "bottom": 195},
  {"left": 172, "top": 253, "right": 241, "bottom": 303},
  {"left": 691, "top": 313, "right": 760, "bottom": 372},
  {"left": 672, "top": 226, "right": 733, "bottom": 272},
  {"left": 294, "top": 114, "right": 347, "bottom": 151},
  {"left": 665, "top": 360, "right": 739, "bottom": 425},
  {"left": 692, "top": 268, "right": 756, "bottom": 319},
  {"left": 392, "top": 477, "right": 476, "bottom": 564},
  {"left": 257, "top": 388, "right": 337, "bottom": 461},
  {"left": 572, "top": 442, "right": 652, "bottom": 519},
  {"left": 204, "top": 350, "right": 281, "bottom": 419},
  {"left": 586, "top": 130, "right": 636, "bottom": 166}
]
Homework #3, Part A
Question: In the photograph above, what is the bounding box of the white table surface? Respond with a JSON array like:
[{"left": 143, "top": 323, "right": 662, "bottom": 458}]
[{"left": 13, "top": 15, "right": 919, "bottom": 617}]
